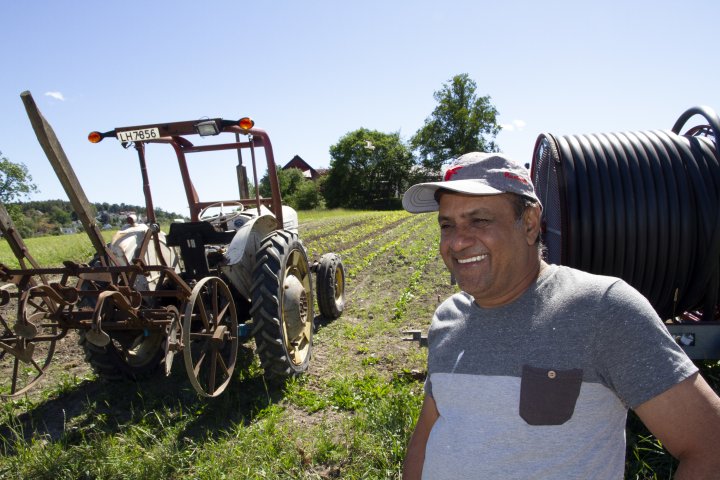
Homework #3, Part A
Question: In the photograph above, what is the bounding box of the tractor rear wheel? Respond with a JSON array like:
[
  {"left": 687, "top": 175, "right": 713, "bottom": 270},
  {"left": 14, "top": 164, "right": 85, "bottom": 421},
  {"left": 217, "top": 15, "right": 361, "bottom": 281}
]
[
  {"left": 79, "top": 328, "right": 165, "bottom": 381},
  {"left": 316, "top": 253, "right": 345, "bottom": 320},
  {"left": 251, "top": 230, "right": 314, "bottom": 378},
  {"left": 77, "top": 268, "right": 164, "bottom": 381}
]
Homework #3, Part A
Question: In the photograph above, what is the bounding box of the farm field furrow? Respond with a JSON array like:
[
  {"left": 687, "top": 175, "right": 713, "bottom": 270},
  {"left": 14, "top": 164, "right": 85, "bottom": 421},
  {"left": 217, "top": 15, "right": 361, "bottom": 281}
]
[
  {"left": 340, "top": 214, "right": 432, "bottom": 278},
  {"left": 302, "top": 210, "right": 413, "bottom": 259},
  {"left": 307, "top": 212, "right": 441, "bottom": 381},
  {"left": 299, "top": 211, "right": 392, "bottom": 242}
]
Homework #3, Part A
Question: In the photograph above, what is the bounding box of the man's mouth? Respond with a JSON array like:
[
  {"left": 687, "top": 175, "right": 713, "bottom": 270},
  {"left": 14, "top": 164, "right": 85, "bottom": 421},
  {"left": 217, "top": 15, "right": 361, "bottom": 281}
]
[{"left": 457, "top": 254, "right": 487, "bottom": 264}]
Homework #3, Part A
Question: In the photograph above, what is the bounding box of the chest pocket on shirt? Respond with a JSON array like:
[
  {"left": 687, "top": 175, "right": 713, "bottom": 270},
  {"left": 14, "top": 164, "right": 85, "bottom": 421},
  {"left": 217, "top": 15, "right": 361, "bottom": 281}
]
[{"left": 519, "top": 364, "right": 583, "bottom": 425}]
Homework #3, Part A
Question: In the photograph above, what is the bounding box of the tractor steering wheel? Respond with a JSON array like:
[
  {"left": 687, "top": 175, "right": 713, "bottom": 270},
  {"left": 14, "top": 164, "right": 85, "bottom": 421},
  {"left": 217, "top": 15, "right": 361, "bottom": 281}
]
[{"left": 198, "top": 201, "right": 245, "bottom": 227}]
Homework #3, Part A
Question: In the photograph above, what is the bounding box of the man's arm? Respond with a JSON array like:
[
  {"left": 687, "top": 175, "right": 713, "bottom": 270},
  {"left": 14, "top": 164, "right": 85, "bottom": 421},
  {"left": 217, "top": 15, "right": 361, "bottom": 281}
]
[
  {"left": 403, "top": 394, "right": 439, "bottom": 480},
  {"left": 634, "top": 372, "right": 720, "bottom": 479}
]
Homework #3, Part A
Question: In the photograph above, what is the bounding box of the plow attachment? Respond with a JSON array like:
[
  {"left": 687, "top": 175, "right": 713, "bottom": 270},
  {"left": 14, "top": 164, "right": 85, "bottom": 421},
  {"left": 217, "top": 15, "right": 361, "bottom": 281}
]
[{"left": 0, "top": 92, "right": 259, "bottom": 399}]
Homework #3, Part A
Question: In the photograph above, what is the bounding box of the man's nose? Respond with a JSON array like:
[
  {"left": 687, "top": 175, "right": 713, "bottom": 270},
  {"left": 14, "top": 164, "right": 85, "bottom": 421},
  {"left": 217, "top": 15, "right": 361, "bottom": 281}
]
[{"left": 448, "top": 227, "right": 475, "bottom": 252}]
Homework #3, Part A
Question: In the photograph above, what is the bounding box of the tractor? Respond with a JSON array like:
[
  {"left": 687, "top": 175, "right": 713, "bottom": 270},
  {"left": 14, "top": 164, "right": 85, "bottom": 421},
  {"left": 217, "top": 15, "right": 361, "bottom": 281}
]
[{"left": 0, "top": 91, "right": 345, "bottom": 398}]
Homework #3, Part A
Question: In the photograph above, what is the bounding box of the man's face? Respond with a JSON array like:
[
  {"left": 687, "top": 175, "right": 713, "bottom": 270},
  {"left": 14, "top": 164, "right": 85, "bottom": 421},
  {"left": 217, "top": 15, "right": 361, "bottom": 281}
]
[{"left": 438, "top": 192, "right": 540, "bottom": 307}]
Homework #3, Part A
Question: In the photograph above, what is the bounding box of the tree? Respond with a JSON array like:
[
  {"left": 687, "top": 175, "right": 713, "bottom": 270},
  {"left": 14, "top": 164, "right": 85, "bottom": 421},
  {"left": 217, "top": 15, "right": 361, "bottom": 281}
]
[
  {"left": 259, "top": 166, "right": 307, "bottom": 200},
  {"left": 290, "top": 180, "right": 322, "bottom": 210},
  {"left": 258, "top": 166, "right": 324, "bottom": 210},
  {"left": 49, "top": 205, "right": 71, "bottom": 225},
  {"left": 410, "top": 73, "right": 501, "bottom": 173},
  {"left": 0, "top": 152, "right": 38, "bottom": 203},
  {"left": 325, "top": 129, "right": 414, "bottom": 209}
]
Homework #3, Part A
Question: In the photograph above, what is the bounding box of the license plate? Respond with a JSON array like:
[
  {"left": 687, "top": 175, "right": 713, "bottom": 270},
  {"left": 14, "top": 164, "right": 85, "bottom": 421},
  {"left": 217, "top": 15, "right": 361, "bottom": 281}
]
[{"left": 116, "top": 128, "right": 160, "bottom": 142}]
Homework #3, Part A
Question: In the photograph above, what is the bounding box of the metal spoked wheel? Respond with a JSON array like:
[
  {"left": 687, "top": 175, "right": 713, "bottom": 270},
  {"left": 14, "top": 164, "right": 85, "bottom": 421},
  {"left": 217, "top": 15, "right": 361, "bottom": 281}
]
[
  {"left": 0, "top": 284, "right": 59, "bottom": 398},
  {"left": 251, "top": 230, "right": 314, "bottom": 378},
  {"left": 316, "top": 253, "right": 345, "bottom": 320},
  {"left": 182, "top": 276, "right": 239, "bottom": 398}
]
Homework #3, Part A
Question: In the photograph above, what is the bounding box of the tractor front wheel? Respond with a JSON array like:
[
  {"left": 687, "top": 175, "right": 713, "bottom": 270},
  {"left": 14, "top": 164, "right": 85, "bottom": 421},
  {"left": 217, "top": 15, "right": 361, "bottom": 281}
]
[
  {"left": 316, "top": 253, "right": 345, "bottom": 320},
  {"left": 251, "top": 230, "right": 314, "bottom": 378}
]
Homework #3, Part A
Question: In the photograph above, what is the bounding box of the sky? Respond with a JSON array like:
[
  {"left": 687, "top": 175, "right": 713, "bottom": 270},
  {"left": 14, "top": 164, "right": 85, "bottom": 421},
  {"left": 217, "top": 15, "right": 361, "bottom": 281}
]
[{"left": 2, "top": 0, "right": 719, "bottom": 216}]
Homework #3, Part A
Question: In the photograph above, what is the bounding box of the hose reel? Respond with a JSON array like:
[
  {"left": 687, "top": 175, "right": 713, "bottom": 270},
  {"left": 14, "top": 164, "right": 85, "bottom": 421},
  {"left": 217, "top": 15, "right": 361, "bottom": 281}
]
[{"left": 531, "top": 106, "right": 720, "bottom": 321}]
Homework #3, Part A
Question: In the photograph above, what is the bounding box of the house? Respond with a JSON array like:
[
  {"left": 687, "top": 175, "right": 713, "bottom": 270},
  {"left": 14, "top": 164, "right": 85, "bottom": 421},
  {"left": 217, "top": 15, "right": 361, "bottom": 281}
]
[{"left": 283, "top": 155, "right": 323, "bottom": 180}]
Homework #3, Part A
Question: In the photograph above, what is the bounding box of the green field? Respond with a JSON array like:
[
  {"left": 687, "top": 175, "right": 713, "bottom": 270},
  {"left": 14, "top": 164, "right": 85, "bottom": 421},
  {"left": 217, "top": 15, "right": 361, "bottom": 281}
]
[{"left": 0, "top": 209, "right": 716, "bottom": 479}]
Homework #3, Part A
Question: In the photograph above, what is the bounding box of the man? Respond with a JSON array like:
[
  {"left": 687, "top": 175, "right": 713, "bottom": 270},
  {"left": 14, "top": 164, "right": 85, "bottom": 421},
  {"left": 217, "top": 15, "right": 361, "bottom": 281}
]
[
  {"left": 401, "top": 152, "right": 720, "bottom": 479},
  {"left": 121, "top": 213, "right": 137, "bottom": 230}
]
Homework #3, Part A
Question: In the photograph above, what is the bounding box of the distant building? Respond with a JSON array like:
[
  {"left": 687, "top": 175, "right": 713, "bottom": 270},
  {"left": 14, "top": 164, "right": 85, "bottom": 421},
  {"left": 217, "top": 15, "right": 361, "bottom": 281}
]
[{"left": 282, "top": 155, "right": 325, "bottom": 180}]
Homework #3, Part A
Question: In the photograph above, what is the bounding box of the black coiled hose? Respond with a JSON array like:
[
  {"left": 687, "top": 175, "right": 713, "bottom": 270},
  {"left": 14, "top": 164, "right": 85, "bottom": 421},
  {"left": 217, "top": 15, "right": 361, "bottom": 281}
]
[{"left": 531, "top": 106, "right": 720, "bottom": 320}]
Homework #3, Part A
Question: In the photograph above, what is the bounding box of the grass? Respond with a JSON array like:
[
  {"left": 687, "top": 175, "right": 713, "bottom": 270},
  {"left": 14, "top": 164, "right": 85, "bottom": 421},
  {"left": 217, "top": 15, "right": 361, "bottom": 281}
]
[
  {"left": 0, "top": 223, "right": 175, "bottom": 268},
  {"left": 0, "top": 209, "right": 717, "bottom": 479},
  {"left": 298, "top": 208, "right": 377, "bottom": 223},
  {"left": 0, "top": 231, "right": 113, "bottom": 268},
  {"left": 0, "top": 209, "right": 425, "bottom": 479},
  {"left": 0, "top": 372, "right": 422, "bottom": 479}
]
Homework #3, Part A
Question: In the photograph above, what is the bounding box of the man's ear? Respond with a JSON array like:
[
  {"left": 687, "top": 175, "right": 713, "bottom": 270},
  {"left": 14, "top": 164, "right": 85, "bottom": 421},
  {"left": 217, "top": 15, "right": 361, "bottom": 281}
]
[{"left": 523, "top": 206, "right": 542, "bottom": 245}]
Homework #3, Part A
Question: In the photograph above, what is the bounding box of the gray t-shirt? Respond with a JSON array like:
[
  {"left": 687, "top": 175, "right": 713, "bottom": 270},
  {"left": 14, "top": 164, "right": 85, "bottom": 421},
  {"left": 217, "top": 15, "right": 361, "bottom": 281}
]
[{"left": 422, "top": 264, "right": 697, "bottom": 480}]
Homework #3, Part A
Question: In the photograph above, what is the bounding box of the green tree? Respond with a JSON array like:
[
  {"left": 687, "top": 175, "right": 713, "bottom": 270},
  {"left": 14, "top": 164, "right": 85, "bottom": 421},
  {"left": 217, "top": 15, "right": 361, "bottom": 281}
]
[
  {"left": 0, "top": 152, "right": 39, "bottom": 236},
  {"left": 325, "top": 129, "right": 414, "bottom": 209},
  {"left": 0, "top": 152, "right": 38, "bottom": 203},
  {"left": 259, "top": 166, "right": 306, "bottom": 201},
  {"left": 49, "top": 205, "right": 71, "bottom": 225},
  {"left": 289, "top": 180, "right": 322, "bottom": 210},
  {"left": 410, "top": 73, "right": 501, "bottom": 172}
]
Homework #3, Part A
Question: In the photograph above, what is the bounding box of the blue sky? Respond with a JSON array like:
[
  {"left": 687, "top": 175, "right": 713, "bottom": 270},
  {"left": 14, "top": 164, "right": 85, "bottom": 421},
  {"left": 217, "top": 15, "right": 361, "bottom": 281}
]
[{"left": 2, "top": 0, "right": 719, "bottom": 216}]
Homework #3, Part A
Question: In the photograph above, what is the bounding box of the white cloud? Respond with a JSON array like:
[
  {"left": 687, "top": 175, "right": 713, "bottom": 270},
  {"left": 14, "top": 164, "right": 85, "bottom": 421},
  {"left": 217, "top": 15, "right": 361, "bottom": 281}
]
[
  {"left": 500, "top": 119, "right": 527, "bottom": 132},
  {"left": 45, "top": 91, "right": 65, "bottom": 101}
]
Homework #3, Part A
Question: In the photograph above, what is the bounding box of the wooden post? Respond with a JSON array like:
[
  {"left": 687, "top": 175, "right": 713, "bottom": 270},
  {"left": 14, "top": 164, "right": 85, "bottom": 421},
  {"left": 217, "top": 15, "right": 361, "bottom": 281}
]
[{"left": 20, "top": 91, "right": 120, "bottom": 264}]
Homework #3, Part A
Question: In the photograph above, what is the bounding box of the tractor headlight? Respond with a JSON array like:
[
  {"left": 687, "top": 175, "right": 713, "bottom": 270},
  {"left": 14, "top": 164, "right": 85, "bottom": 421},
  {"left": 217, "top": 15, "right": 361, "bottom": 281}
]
[{"left": 195, "top": 120, "right": 220, "bottom": 137}]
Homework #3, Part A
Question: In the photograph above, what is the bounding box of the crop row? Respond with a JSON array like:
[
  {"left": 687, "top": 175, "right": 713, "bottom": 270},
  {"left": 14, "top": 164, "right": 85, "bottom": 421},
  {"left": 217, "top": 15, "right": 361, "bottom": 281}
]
[
  {"left": 341, "top": 214, "right": 436, "bottom": 279},
  {"left": 390, "top": 218, "right": 441, "bottom": 322},
  {"left": 300, "top": 211, "right": 394, "bottom": 242},
  {"left": 303, "top": 210, "right": 416, "bottom": 260},
  {"left": 331, "top": 212, "right": 428, "bottom": 260}
]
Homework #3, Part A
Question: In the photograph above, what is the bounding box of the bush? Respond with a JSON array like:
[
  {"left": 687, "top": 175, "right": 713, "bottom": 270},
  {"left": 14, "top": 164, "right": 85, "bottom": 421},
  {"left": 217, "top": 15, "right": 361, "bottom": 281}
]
[{"left": 292, "top": 181, "right": 322, "bottom": 210}]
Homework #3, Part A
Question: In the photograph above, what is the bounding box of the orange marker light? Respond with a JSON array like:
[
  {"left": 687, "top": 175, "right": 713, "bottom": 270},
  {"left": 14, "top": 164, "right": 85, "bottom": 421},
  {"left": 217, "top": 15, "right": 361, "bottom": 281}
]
[
  {"left": 238, "top": 117, "right": 255, "bottom": 130},
  {"left": 88, "top": 131, "right": 103, "bottom": 143}
]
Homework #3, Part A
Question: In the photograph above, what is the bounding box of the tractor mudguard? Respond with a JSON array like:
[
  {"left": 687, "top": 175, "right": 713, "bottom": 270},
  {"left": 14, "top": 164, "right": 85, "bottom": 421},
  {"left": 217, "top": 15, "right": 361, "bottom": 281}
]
[{"left": 222, "top": 214, "right": 278, "bottom": 300}]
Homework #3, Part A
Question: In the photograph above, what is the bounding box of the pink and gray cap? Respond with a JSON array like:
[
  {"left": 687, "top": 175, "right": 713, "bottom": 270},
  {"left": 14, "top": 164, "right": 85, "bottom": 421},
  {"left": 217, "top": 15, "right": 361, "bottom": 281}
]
[{"left": 402, "top": 152, "right": 540, "bottom": 213}]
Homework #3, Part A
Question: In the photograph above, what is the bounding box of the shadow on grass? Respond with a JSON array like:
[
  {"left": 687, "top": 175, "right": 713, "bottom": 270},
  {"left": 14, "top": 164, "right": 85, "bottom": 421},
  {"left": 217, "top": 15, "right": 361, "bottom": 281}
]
[{"left": 0, "top": 342, "right": 296, "bottom": 448}]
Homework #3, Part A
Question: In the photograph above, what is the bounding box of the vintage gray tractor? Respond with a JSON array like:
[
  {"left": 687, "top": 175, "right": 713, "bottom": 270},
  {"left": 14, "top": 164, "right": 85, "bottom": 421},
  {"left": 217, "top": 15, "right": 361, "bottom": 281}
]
[{"left": 0, "top": 91, "right": 345, "bottom": 398}]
